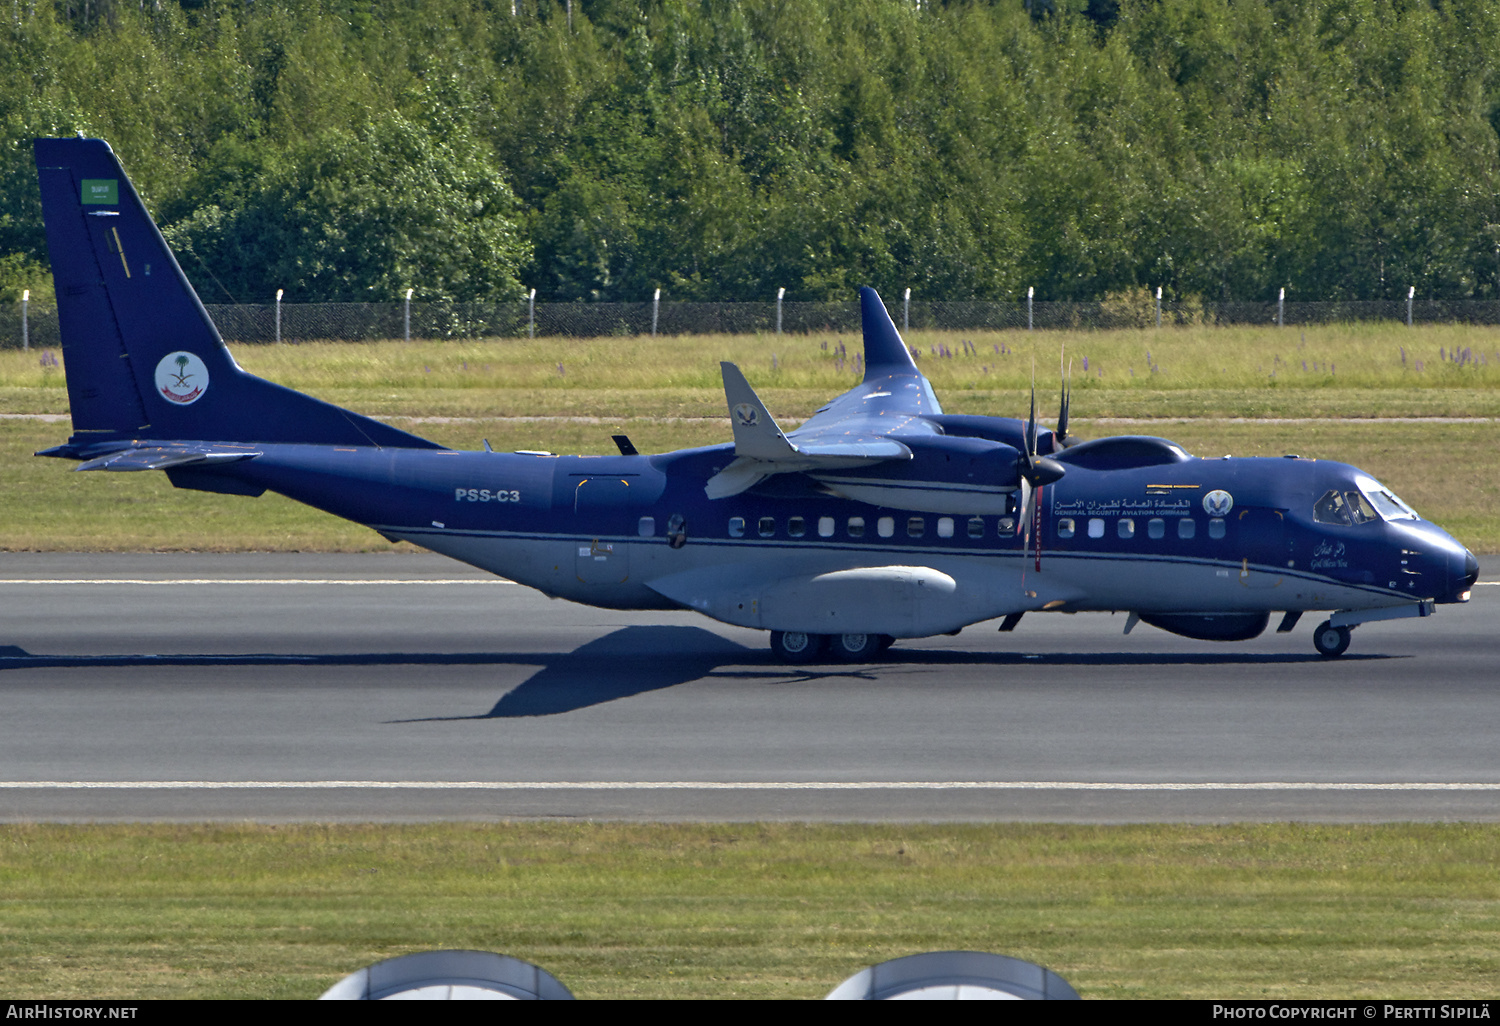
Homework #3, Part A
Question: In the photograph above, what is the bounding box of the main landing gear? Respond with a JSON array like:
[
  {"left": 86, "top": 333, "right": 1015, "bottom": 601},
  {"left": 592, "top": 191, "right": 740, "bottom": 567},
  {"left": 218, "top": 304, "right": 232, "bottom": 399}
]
[
  {"left": 1312, "top": 619, "right": 1352, "bottom": 658},
  {"left": 769, "top": 630, "right": 896, "bottom": 665}
]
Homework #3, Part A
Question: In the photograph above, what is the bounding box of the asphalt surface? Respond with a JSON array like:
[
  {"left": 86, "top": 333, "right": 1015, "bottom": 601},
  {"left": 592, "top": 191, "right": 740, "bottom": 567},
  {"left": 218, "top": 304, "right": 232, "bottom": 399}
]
[{"left": 1, "top": 552, "right": 1497, "bottom": 822}]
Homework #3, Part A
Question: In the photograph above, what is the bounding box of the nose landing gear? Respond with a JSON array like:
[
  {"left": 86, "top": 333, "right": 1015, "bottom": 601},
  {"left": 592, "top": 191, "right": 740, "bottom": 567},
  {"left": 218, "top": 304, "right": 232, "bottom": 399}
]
[{"left": 1313, "top": 620, "right": 1352, "bottom": 658}]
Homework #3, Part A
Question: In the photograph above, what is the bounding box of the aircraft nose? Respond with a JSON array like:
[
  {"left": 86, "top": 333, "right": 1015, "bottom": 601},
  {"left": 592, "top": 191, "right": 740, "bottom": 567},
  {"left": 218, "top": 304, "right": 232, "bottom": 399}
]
[{"left": 1457, "top": 549, "right": 1480, "bottom": 595}]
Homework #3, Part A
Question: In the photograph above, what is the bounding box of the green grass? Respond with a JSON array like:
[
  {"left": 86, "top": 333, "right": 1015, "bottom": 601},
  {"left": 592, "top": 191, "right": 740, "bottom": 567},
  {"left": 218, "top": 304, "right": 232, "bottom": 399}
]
[{"left": 1, "top": 822, "right": 1496, "bottom": 999}]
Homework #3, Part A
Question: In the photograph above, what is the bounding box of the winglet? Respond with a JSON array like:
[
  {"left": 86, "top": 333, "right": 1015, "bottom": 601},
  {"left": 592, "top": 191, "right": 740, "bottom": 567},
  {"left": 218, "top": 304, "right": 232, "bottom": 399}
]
[
  {"left": 721, "top": 362, "right": 797, "bottom": 460},
  {"left": 859, "top": 287, "right": 920, "bottom": 379}
]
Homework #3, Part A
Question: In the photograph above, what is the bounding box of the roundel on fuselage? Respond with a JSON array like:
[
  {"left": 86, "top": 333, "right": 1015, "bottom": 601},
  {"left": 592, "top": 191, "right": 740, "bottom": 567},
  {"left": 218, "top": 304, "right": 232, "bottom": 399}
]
[{"left": 1203, "top": 489, "right": 1234, "bottom": 517}]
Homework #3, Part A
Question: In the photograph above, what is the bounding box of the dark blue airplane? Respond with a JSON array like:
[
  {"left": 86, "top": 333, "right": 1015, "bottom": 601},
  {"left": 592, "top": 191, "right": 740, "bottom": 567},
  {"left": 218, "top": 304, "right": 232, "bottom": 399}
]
[{"left": 32, "top": 137, "right": 1479, "bottom": 662}]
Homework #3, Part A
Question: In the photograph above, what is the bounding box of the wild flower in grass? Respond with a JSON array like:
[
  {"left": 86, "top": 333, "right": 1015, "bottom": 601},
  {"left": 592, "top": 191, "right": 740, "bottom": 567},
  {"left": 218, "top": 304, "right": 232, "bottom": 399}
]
[
  {"left": 557, "top": 363, "right": 565, "bottom": 376},
  {"left": 39, "top": 350, "right": 59, "bottom": 369},
  {"left": 771, "top": 353, "right": 778, "bottom": 371},
  {"left": 424, "top": 365, "right": 430, "bottom": 373},
  {"left": 1400, "top": 346, "right": 1407, "bottom": 367},
  {"left": 1416, "top": 360, "right": 1424, "bottom": 372},
  {"left": 821, "top": 340, "right": 828, "bottom": 351},
  {"left": 1082, "top": 356, "right": 1088, "bottom": 371},
  {"left": 1302, "top": 360, "right": 1308, "bottom": 372}
]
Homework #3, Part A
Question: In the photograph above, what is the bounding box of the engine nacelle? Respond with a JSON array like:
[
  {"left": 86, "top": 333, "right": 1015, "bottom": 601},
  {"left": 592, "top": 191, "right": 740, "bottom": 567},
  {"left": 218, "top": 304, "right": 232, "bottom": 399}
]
[{"left": 1138, "top": 612, "right": 1270, "bottom": 642}]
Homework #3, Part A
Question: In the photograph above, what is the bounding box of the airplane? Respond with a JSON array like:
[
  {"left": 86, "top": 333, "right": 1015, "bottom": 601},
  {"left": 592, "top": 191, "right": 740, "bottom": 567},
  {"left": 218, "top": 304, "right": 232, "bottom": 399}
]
[{"left": 30, "top": 137, "right": 1480, "bottom": 663}]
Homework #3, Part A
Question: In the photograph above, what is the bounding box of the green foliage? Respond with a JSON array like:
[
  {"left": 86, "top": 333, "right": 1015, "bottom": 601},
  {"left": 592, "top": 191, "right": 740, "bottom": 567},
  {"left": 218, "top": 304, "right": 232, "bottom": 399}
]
[{"left": 0, "top": 0, "right": 1498, "bottom": 303}]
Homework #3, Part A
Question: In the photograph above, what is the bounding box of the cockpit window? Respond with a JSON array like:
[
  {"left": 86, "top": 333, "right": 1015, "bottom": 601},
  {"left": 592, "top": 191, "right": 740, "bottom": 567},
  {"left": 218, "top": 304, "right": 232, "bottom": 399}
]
[
  {"left": 1362, "top": 485, "right": 1419, "bottom": 521},
  {"left": 1313, "top": 489, "right": 1356, "bottom": 526},
  {"left": 1315, "top": 484, "right": 1420, "bottom": 525}
]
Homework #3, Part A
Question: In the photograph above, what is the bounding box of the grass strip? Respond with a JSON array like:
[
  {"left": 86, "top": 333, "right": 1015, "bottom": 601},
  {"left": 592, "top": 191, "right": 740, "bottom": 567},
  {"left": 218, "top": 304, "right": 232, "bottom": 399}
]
[{"left": 1, "top": 822, "right": 1496, "bottom": 1000}]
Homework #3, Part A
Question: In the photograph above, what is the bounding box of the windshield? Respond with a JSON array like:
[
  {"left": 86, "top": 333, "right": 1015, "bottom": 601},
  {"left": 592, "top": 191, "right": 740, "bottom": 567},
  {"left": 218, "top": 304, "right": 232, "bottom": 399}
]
[{"left": 1313, "top": 479, "right": 1420, "bottom": 525}]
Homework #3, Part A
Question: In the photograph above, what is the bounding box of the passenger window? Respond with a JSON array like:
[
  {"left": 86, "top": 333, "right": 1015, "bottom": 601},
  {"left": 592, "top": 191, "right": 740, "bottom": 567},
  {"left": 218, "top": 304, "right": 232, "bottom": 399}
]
[
  {"left": 758, "top": 516, "right": 775, "bottom": 537},
  {"left": 997, "top": 517, "right": 1015, "bottom": 536},
  {"left": 1118, "top": 518, "right": 1135, "bottom": 539},
  {"left": 1087, "top": 518, "right": 1105, "bottom": 539},
  {"left": 1147, "top": 518, "right": 1165, "bottom": 539},
  {"left": 968, "top": 517, "right": 985, "bottom": 539},
  {"left": 788, "top": 516, "right": 806, "bottom": 538},
  {"left": 1178, "top": 518, "right": 1196, "bottom": 539},
  {"left": 938, "top": 517, "right": 955, "bottom": 538},
  {"left": 667, "top": 513, "right": 687, "bottom": 549},
  {"left": 638, "top": 516, "right": 655, "bottom": 537},
  {"left": 818, "top": 516, "right": 835, "bottom": 538},
  {"left": 1208, "top": 517, "right": 1226, "bottom": 539},
  {"left": 907, "top": 517, "right": 925, "bottom": 538},
  {"left": 877, "top": 517, "right": 895, "bottom": 538},
  {"left": 1057, "top": 518, "right": 1076, "bottom": 539},
  {"left": 728, "top": 517, "right": 745, "bottom": 538},
  {"left": 848, "top": 517, "right": 865, "bottom": 538}
]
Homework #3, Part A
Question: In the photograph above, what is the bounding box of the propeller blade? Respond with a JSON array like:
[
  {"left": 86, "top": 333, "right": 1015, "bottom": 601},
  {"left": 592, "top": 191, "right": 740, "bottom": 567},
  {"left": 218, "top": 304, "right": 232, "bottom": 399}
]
[
  {"left": 1057, "top": 355, "right": 1072, "bottom": 447},
  {"left": 1025, "top": 361, "right": 1039, "bottom": 468}
]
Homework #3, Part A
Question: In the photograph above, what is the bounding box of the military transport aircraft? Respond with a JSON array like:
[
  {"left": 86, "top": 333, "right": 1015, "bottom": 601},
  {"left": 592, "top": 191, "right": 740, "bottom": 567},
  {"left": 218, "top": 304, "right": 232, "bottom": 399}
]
[{"left": 32, "top": 137, "right": 1479, "bottom": 662}]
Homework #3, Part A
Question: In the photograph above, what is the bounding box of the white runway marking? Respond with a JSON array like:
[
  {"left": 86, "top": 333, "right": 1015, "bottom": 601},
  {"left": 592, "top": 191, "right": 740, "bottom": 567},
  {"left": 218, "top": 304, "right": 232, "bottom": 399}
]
[
  {"left": 0, "top": 579, "right": 511, "bottom": 586},
  {"left": 2, "top": 781, "right": 1498, "bottom": 791}
]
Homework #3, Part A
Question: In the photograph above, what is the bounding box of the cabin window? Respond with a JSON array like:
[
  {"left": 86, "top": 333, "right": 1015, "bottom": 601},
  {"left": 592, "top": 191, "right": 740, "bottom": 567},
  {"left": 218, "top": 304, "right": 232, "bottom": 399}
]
[
  {"left": 1178, "top": 518, "right": 1196, "bottom": 539},
  {"left": 968, "top": 517, "right": 985, "bottom": 539},
  {"left": 907, "top": 517, "right": 925, "bottom": 538},
  {"left": 638, "top": 516, "right": 655, "bottom": 537},
  {"left": 1147, "top": 518, "right": 1165, "bottom": 539},
  {"left": 1057, "top": 518, "right": 1076, "bottom": 539},
  {"left": 818, "top": 516, "right": 835, "bottom": 537},
  {"left": 1087, "top": 518, "right": 1105, "bottom": 539},
  {"left": 878, "top": 517, "right": 895, "bottom": 538},
  {"left": 728, "top": 517, "right": 745, "bottom": 538},
  {"left": 997, "top": 517, "right": 1015, "bottom": 536},
  {"left": 847, "top": 516, "right": 865, "bottom": 538},
  {"left": 937, "top": 517, "right": 955, "bottom": 538},
  {"left": 1208, "top": 517, "right": 1226, "bottom": 539},
  {"left": 788, "top": 516, "right": 807, "bottom": 538},
  {"left": 1118, "top": 518, "right": 1135, "bottom": 539},
  {"left": 758, "top": 516, "right": 776, "bottom": 537},
  {"left": 667, "top": 513, "right": 687, "bottom": 548}
]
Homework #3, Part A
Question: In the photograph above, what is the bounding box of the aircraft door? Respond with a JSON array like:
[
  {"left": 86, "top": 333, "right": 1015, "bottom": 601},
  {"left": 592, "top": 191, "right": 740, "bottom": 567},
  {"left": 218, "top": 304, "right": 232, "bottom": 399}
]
[
  {"left": 1235, "top": 507, "right": 1289, "bottom": 589},
  {"left": 574, "top": 477, "right": 631, "bottom": 584}
]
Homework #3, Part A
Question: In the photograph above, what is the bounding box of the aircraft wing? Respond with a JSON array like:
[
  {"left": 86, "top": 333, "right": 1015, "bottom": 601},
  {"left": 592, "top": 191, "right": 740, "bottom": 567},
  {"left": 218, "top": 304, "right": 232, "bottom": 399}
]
[
  {"left": 707, "top": 361, "right": 911, "bottom": 499},
  {"left": 706, "top": 289, "right": 940, "bottom": 499}
]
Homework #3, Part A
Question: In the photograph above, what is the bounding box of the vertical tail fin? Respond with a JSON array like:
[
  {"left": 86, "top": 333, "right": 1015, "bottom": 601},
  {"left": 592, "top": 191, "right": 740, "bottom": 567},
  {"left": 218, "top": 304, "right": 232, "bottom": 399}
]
[
  {"left": 33, "top": 137, "right": 439, "bottom": 450},
  {"left": 858, "top": 286, "right": 920, "bottom": 380}
]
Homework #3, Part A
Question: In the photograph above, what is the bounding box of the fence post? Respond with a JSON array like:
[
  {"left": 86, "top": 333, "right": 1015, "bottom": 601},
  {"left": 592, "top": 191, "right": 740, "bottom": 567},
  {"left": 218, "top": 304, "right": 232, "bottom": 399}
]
[
  {"left": 1027, "top": 286, "right": 1034, "bottom": 331},
  {"left": 904, "top": 288, "right": 911, "bottom": 331},
  {"left": 404, "top": 288, "right": 412, "bottom": 343},
  {"left": 1278, "top": 287, "right": 1284, "bottom": 328},
  {"left": 777, "top": 287, "right": 785, "bottom": 335},
  {"left": 653, "top": 288, "right": 661, "bottom": 337},
  {"left": 1155, "top": 286, "right": 1162, "bottom": 328},
  {"left": 275, "top": 288, "right": 283, "bottom": 344},
  {"left": 528, "top": 288, "right": 536, "bottom": 338},
  {"left": 1407, "top": 286, "right": 1415, "bottom": 327},
  {"left": 20, "top": 289, "right": 27, "bottom": 351}
]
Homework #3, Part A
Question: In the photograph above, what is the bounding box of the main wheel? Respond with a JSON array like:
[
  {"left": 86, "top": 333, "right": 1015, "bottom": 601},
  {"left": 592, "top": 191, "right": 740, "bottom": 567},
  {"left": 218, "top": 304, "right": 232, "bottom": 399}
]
[
  {"left": 770, "top": 630, "right": 827, "bottom": 665},
  {"left": 1313, "top": 620, "right": 1352, "bottom": 658},
  {"left": 831, "top": 633, "right": 882, "bottom": 662}
]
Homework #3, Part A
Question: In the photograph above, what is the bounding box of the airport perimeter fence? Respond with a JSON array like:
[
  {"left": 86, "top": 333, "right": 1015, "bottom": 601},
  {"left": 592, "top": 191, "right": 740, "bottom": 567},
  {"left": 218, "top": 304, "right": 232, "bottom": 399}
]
[{"left": 7, "top": 297, "right": 1500, "bottom": 350}]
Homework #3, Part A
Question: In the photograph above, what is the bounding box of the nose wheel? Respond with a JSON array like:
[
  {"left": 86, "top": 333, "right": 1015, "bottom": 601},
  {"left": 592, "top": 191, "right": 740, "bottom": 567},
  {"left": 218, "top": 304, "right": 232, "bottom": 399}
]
[{"left": 1313, "top": 620, "right": 1352, "bottom": 658}]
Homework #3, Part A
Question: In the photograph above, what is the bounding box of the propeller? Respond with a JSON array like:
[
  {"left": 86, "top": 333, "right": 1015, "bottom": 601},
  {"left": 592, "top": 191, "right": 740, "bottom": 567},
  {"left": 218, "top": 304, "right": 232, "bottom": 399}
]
[{"left": 1015, "top": 361, "right": 1068, "bottom": 571}]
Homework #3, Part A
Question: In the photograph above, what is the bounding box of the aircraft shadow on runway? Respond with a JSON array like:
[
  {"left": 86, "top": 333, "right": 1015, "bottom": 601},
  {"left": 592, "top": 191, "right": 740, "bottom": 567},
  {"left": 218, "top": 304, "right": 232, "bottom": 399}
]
[{"left": 0, "top": 629, "right": 1393, "bottom": 719}]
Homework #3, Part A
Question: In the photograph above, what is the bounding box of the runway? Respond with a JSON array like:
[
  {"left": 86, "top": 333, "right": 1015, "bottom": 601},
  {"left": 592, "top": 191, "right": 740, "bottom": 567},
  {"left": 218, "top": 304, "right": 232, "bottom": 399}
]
[{"left": 1, "top": 552, "right": 1497, "bottom": 822}]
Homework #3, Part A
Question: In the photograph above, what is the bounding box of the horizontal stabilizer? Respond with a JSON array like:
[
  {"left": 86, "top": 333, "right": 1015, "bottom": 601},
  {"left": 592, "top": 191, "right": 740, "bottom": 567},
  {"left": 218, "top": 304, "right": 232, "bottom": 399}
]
[{"left": 74, "top": 446, "right": 261, "bottom": 472}]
